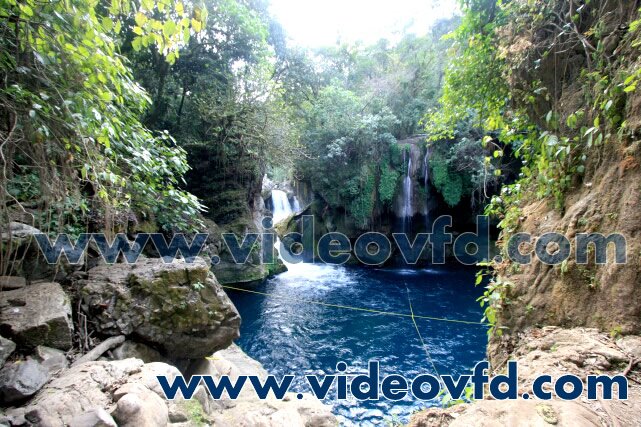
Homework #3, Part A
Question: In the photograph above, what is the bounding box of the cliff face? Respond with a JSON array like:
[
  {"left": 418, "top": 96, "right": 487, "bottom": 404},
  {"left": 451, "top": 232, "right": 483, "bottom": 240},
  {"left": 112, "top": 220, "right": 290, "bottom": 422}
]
[
  {"left": 410, "top": 2, "right": 641, "bottom": 424},
  {"left": 488, "top": 0, "right": 641, "bottom": 362},
  {"left": 492, "top": 141, "right": 641, "bottom": 360},
  {"left": 184, "top": 144, "right": 281, "bottom": 285}
]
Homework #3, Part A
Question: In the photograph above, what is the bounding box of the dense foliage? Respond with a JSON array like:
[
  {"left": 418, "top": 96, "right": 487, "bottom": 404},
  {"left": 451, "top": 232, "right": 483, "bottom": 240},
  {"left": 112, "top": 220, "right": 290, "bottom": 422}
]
[
  {"left": 124, "top": 0, "right": 311, "bottom": 224},
  {"left": 430, "top": 0, "right": 641, "bottom": 334},
  {"left": 0, "top": 0, "right": 207, "bottom": 236},
  {"left": 293, "top": 22, "right": 462, "bottom": 228}
]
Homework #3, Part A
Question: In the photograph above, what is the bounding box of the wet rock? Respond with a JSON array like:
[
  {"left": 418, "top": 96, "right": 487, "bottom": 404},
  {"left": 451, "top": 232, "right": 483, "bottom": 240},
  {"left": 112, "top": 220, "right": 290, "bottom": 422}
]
[
  {"left": 69, "top": 408, "right": 117, "bottom": 427},
  {"left": 79, "top": 258, "right": 240, "bottom": 359},
  {"left": 0, "top": 276, "right": 26, "bottom": 291},
  {"left": 0, "top": 336, "right": 16, "bottom": 367},
  {"left": 0, "top": 359, "right": 49, "bottom": 403},
  {"left": 0, "top": 282, "right": 74, "bottom": 350}
]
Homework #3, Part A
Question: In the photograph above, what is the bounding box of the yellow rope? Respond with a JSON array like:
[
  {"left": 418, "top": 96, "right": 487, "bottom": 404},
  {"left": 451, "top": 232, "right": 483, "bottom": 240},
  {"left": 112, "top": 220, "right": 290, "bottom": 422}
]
[
  {"left": 221, "top": 284, "right": 489, "bottom": 327},
  {"left": 406, "top": 286, "right": 442, "bottom": 380}
]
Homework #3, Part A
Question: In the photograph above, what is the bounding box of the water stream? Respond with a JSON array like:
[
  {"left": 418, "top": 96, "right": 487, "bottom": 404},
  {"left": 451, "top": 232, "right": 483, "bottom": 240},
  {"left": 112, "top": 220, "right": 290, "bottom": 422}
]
[
  {"left": 271, "top": 189, "right": 293, "bottom": 224},
  {"left": 401, "top": 155, "right": 413, "bottom": 232}
]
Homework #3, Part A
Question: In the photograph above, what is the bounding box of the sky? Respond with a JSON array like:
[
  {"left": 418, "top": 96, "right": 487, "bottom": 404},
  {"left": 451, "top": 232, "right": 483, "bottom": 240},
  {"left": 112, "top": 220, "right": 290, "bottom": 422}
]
[{"left": 269, "top": 0, "right": 459, "bottom": 48}]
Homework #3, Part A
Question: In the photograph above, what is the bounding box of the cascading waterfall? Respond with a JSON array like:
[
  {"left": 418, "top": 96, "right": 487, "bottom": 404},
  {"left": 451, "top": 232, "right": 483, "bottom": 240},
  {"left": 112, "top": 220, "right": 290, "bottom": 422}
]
[
  {"left": 423, "top": 149, "right": 430, "bottom": 188},
  {"left": 271, "top": 189, "right": 293, "bottom": 224},
  {"left": 291, "top": 196, "right": 301, "bottom": 213},
  {"left": 423, "top": 148, "right": 431, "bottom": 228},
  {"left": 401, "top": 155, "right": 413, "bottom": 231}
]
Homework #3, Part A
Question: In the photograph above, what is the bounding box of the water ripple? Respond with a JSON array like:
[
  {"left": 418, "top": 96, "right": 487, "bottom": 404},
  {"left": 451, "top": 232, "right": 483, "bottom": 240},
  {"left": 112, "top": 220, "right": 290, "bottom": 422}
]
[{"left": 228, "top": 265, "right": 487, "bottom": 426}]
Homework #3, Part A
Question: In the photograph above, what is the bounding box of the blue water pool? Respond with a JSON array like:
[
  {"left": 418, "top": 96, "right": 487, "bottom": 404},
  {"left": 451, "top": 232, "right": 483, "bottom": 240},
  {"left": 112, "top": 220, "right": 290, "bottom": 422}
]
[{"left": 226, "top": 263, "right": 487, "bottom": 425}]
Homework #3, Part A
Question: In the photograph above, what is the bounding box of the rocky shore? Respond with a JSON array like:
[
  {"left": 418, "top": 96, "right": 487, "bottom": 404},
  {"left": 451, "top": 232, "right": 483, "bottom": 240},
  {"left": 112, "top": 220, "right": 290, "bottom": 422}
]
[
  {"left": 0, "top": 223, "right": 335, "bottom": 426},
  {"left": 409, "top": 327, "right": 641, "bottom": 426}
]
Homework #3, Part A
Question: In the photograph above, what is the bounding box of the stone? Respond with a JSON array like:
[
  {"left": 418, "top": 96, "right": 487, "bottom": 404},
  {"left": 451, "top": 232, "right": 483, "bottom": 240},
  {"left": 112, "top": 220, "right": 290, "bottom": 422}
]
[
  {"left": 112, "top": 390, "right": 168, "bottom": 427},
  {"left": 1, "top": 222, "right": 82, "bottom": 281},
  {"left": 0, "top": 276, "right": 26, "bottom": 291},
  {"left": 6, "top": 346, "right": 337, "bottom": 427},
  {"left": 0, "top": 282, "right": 74, "bottom": 350},
  {"left": 0, "top": 359, "right": 49, "bottom": 403},
  {"left": 111, "top": 341, "right": 166, "bottom": 364},
  {"left": 127, "top": 361, "right": 183, "bottom": 399},
  {"left": 112, "top": 382, "right": 150, "bottom": 402},
  {"left": 0, "top": 222, "right": 40, "bottom": 245},
  {"left": 34, "top": 346, "right": 68, "bottom": 374},
  {"left": 167, "top": 403, "right": 190, "bottom": 423},
  {"left": 0, "top": 407, "right": 27, "bottom": 426},
  {"left": 204, "top": 345, "right": 337, "bottom": 426},
  {"left": 617, "top": 335, "right": 641, "bottom": 359},
  {"left": 0, "top": 336, "right": 16, "bottom": 367},
  {"left": 79, "top": 258, "right": 240, "bottom": 359},
  {"left": 69, "top": 408, "right": 117, "bottom": 427},
  {"left": 19, "top": 358, "right": 177, "bottom": 426},
  {"left": 411, "top": 328, "right": 641, "bottom": 427},
  {"left": 447, "top": 400, "right": 601, "bottom": 427}
]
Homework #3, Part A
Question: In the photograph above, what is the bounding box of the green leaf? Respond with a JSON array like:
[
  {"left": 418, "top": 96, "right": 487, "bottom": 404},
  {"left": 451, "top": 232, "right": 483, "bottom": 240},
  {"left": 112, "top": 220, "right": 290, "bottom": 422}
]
[
  {"left": 135, "top": 12, "right": 148, "bottom": 27},
  {"left": 191, "top": 18, "right": 202, "bottom": 32},
  {"left": 163, "top": 20, "right": 177, "bottom": 37},
  {"left": 19, "top": 3, "right": 34, "bottom": 17},
  {"left": 101, "top": 17, "right": 114, "bottom": 32},
  {"left": 132, "top": 37, "right": 142, "bottom": 51}
]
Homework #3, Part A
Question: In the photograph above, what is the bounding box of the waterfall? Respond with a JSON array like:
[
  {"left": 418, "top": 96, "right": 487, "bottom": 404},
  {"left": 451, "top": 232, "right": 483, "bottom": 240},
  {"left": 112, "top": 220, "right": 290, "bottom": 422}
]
[
  {"left": 291, "top": 196, "right": 301, "bottom": 213},
  {"left": 423, "top": 149, "right": 430, "bottom": 188},
  {"left": 271, "top": 190, "right": 293, "bottom": 224},
  {"left": 423, "top": 149, "right": 431, "bottom": 228},
  {"left": 401, "top": 155, "right": 412, "bottom": 232}
]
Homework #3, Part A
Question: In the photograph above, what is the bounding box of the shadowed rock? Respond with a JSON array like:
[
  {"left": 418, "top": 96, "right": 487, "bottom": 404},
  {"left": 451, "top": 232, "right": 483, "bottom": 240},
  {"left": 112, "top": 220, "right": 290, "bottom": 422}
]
[{"left": 0, "top": 282, "right": 74, "bottom": 350}]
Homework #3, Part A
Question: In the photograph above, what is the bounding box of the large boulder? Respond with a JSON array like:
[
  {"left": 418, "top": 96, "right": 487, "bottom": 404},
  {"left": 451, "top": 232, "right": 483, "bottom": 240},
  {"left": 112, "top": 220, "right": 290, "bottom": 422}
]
[
  {"left": 0, "top": 282, "right": 74, "bottom": 350},
  {"left": 79, "top": 258, "right": 240, "bottom": 359}
]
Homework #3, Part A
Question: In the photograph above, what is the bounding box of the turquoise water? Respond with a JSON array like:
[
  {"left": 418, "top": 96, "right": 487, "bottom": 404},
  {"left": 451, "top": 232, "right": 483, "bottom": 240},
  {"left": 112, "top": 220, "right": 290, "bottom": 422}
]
[{"left": 227, "top": 264, "right": 487, "bottom": 425}]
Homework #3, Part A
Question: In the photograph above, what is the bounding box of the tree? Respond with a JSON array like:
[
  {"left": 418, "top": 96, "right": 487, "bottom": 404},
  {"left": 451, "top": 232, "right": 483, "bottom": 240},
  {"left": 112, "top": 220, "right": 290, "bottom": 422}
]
[{"left": 0, "top": 0, "right": 206, "bottom": 236}]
